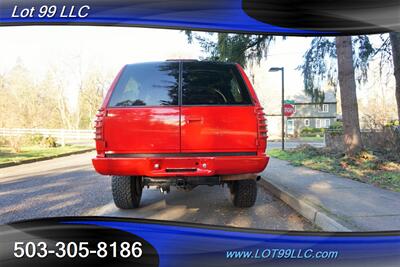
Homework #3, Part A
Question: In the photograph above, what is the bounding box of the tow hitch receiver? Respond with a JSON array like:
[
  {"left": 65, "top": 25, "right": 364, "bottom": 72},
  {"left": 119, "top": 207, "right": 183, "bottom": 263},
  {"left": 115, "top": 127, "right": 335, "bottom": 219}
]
[{"left": 143, "top": 176, "right": 221, "bottom": 192}]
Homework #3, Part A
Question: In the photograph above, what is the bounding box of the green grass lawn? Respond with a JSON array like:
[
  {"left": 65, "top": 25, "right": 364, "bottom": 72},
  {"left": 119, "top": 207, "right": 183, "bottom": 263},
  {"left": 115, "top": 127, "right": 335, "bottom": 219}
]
[
  {"left": 0, "top": 145, "right": 93, "bottom": 165},
  {"left": 269, "top": 146, "right": 400, "bottom": 192}
]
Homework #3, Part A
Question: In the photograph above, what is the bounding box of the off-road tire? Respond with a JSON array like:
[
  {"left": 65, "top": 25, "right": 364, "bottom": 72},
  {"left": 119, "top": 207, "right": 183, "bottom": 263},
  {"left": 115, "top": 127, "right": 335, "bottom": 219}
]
[
  {"left": 111, "top": 176, "right": 143, "bottom": 209},
  {"left": 230, "top": 179, "right": 257, "bottom": 208}
]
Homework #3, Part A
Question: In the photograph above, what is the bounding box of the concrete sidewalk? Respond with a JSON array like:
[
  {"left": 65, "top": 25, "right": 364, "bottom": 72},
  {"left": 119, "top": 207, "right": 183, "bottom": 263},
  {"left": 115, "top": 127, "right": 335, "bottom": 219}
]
[{"left": 260, "top": 157, "right": 400, "bottom": 231}]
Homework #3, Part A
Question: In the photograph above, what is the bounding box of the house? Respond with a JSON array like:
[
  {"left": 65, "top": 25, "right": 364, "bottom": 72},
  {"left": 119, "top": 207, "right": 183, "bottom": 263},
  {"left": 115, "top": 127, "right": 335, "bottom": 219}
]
[{"left": 286, "top": 91, "right": 337, "bottom": 137}]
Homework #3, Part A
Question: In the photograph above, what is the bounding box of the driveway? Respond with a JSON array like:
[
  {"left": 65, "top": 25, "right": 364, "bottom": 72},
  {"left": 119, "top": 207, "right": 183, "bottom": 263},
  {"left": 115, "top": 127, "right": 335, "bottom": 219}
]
[{"left": 0, "top": 152, "right": 314, "bottom": 230}]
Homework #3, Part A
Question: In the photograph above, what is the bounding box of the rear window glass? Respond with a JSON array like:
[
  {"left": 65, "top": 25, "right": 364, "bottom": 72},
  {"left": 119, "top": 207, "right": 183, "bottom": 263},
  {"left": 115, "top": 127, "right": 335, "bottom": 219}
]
[
  {"left": 182, "top": 63, "right": 252, "bottom": 105},
  {"left": 108, "top": 62, "right": 179, "bottom": 107}
]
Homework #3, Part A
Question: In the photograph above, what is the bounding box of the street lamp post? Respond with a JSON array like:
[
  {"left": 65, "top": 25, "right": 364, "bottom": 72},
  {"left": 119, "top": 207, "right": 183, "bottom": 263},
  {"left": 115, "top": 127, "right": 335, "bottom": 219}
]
[{"left": 269, "top": 67, "right": 285, "bottom": 150}]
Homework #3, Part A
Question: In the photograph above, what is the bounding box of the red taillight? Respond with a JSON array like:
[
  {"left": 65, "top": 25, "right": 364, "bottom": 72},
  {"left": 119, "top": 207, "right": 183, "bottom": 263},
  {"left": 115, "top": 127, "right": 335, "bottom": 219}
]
[
  {"left": 94, "top": 108, "right": 106, "bottom": 140},
  {"left": 255, "top": 106, "right": 268, "bottom": 139}
]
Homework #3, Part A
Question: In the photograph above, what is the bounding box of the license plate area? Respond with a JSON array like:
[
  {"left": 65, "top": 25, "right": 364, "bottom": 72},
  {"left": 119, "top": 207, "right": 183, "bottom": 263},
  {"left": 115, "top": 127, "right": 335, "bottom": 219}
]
[
  {"left": 165, "top": 168, "right": 197, "bottom": 172},
  {"left": 148, "top": 157, "right": 214, "bottom": 176}
]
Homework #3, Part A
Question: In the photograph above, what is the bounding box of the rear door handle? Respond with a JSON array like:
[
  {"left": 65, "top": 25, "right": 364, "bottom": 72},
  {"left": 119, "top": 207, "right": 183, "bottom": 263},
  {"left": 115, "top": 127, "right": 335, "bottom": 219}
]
[{"left": 186, "top": 116, "right": 202, "bottom": 123}]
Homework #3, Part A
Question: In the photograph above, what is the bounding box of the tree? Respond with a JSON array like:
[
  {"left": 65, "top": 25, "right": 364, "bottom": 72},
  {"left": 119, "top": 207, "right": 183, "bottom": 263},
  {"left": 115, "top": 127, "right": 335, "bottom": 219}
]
[
  {"left": 53, "top": 72, "right": 73, "bottom": 130},
  {"left": 78, "top": 69, "right": 110, "bottom": 129},
  {"left": 367, "top": 32, "right": 400, "bottom": 122},
  {"left": 36, "top": 71, "right": 66, "bottom": 128},
  {"left": 2, "top": 60, "right": 37, "bottom": 128},
  {"left": 0, "top": 72, "right": 7, "bottom": 128},
  {"left": 185, "top": 31, "right": 276, "bottom": 66},
  {"left": 0, "top": 60, "right": 69, "bottom": 129},
  {"left": 298, "top": 36, "right": 375, "bottom": 155},
  {"left": 336, "top": 36, "right": 363, "bottom": 155},
  {"left": 389, "top": 32, "right": 400, "bottom": 120},
  {"left": 0, "top": 57, "right": 113, "bottom": 131}
]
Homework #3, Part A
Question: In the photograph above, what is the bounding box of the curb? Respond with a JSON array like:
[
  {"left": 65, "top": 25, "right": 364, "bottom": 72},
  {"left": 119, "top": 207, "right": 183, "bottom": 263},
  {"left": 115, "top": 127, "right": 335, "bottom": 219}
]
[
  {"left": 0, "top": 148, "right": 95, "bottom": 169},
  {"left": 259, "top": 177, "right": 354, "bottom": 232}
]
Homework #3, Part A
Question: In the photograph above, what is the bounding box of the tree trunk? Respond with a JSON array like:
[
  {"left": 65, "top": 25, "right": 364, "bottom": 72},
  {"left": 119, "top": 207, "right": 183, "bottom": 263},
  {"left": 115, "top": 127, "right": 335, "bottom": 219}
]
[
  {"left": 335, "top": 36, "right": 363, "bottom": 156},
  {"left": 389, "top": 32, "right": 400, "bottom": 121}
]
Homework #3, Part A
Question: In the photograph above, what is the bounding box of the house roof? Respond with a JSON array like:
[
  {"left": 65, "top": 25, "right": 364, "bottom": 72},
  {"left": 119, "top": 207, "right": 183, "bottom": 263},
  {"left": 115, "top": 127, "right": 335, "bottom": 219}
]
[{"left": 291, "top": 91, "right": 336, "bottom": 103}]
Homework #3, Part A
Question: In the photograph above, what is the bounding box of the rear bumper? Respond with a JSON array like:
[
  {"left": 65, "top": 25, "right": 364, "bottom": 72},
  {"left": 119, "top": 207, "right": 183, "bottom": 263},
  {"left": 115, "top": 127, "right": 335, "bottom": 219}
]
[{"left": 92, "top": 155, "right": 269, "bottom": 177}]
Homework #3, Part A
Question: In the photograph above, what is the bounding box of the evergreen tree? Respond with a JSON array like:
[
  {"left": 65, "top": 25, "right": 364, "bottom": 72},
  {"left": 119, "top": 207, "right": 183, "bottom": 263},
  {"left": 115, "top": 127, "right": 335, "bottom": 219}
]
[
  {"left": 298, "top": 36, "right": 375, "bottom": 155},
  {"left": 185, "top": 31, "right": 276, "bottom": 66}
]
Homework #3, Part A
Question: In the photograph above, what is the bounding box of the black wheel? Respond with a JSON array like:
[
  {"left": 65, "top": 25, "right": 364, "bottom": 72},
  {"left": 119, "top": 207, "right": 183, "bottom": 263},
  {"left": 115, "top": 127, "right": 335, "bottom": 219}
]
[
  {"left": 229, "top": 179, "right": 257, "bottom": 208},
  {"left": 111, "top": 176, "right": 143, "bottom": 209}
]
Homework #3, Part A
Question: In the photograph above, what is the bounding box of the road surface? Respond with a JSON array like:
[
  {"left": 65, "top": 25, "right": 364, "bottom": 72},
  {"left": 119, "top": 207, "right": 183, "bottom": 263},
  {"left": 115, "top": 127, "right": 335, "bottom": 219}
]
[{"left": 0, "top": 152, "right": 315, "bottom": 230}]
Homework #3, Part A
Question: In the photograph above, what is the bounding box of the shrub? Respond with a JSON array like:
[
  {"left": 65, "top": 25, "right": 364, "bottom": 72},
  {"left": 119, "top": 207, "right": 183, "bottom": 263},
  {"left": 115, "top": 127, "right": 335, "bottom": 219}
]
[
  {"left": 301, "top": 127, "right": 312, "bottom": 135},
  {"left": 300, "top": 127, "right": 324, "bottom": 137},
  {"left": 293, "top": 144, "right": 322, "bottom": 157},
  {"left": 23, "top": 134, "right": 57, "bottom": 147},
  {"left": 18, "top": 134, "right": 45, "bottom": 146},
  {"left": 329, "top": 121, "right": 343, "bottom": 131},
  {"left": 42, "top": 136, "right": 58, "bottom": 148},
  {"left": 8, "top": 136, "right": 23, "bottom": 153},
  {"left": 385, "top": 119, "right": 400, "bottom": 127},
  {"left": 29, "top": 134, "right": 45, "bottom": 145},
  {"left": 0, "top": 136, "right": 9, "bottom": 146}
]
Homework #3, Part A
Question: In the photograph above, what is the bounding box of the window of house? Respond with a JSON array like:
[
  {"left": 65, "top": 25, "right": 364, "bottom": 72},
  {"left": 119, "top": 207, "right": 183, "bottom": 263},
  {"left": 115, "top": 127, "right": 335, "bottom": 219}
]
[
  {"left": 304, "top": 119, "right": 310, "bottom": 127},
  {"left": 317, "top": 104, "right": 329, "bottom": 113},
  {"left": 316, "top": 119, "right": 321, "bottom": 128},
  {"left": 286, "top": 119, "right": 294, "bottom": 135},
  {"left": 324, "top": 119, "right": 331, "bottom": 128},
  {"left": 316, "top": 119, "right": 331, "bottom": 128}
]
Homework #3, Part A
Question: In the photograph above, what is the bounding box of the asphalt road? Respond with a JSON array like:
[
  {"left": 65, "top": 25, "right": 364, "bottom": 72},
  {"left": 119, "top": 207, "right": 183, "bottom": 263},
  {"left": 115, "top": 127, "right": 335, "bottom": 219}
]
[{"left": 0, "top": 152, "right": 314, "bottom": 230}]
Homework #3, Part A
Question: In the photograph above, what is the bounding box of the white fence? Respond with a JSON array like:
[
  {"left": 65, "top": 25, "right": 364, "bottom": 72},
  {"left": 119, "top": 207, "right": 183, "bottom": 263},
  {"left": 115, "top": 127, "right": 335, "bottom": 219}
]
[{"left": 0, "top": 128, "right": 95, "bottom": 145}]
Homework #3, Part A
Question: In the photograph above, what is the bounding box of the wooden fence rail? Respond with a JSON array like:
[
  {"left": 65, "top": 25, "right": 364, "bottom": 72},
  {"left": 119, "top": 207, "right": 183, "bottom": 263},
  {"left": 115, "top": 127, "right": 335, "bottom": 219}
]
[{"left": 0, "top": 128, "right": 94, "bottom": 145}]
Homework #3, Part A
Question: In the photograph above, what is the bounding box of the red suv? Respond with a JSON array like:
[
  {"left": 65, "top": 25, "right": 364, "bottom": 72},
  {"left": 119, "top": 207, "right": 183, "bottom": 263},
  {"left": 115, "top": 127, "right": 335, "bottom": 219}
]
[{"left": 92, "top": 60, "right": 269, "bottom": 209}]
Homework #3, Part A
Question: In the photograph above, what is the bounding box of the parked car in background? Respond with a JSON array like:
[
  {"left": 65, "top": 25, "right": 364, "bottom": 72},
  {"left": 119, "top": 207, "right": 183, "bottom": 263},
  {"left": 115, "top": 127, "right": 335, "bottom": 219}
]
[{"left": 92, "top": 60, "right": 269, "bottom": 208}]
